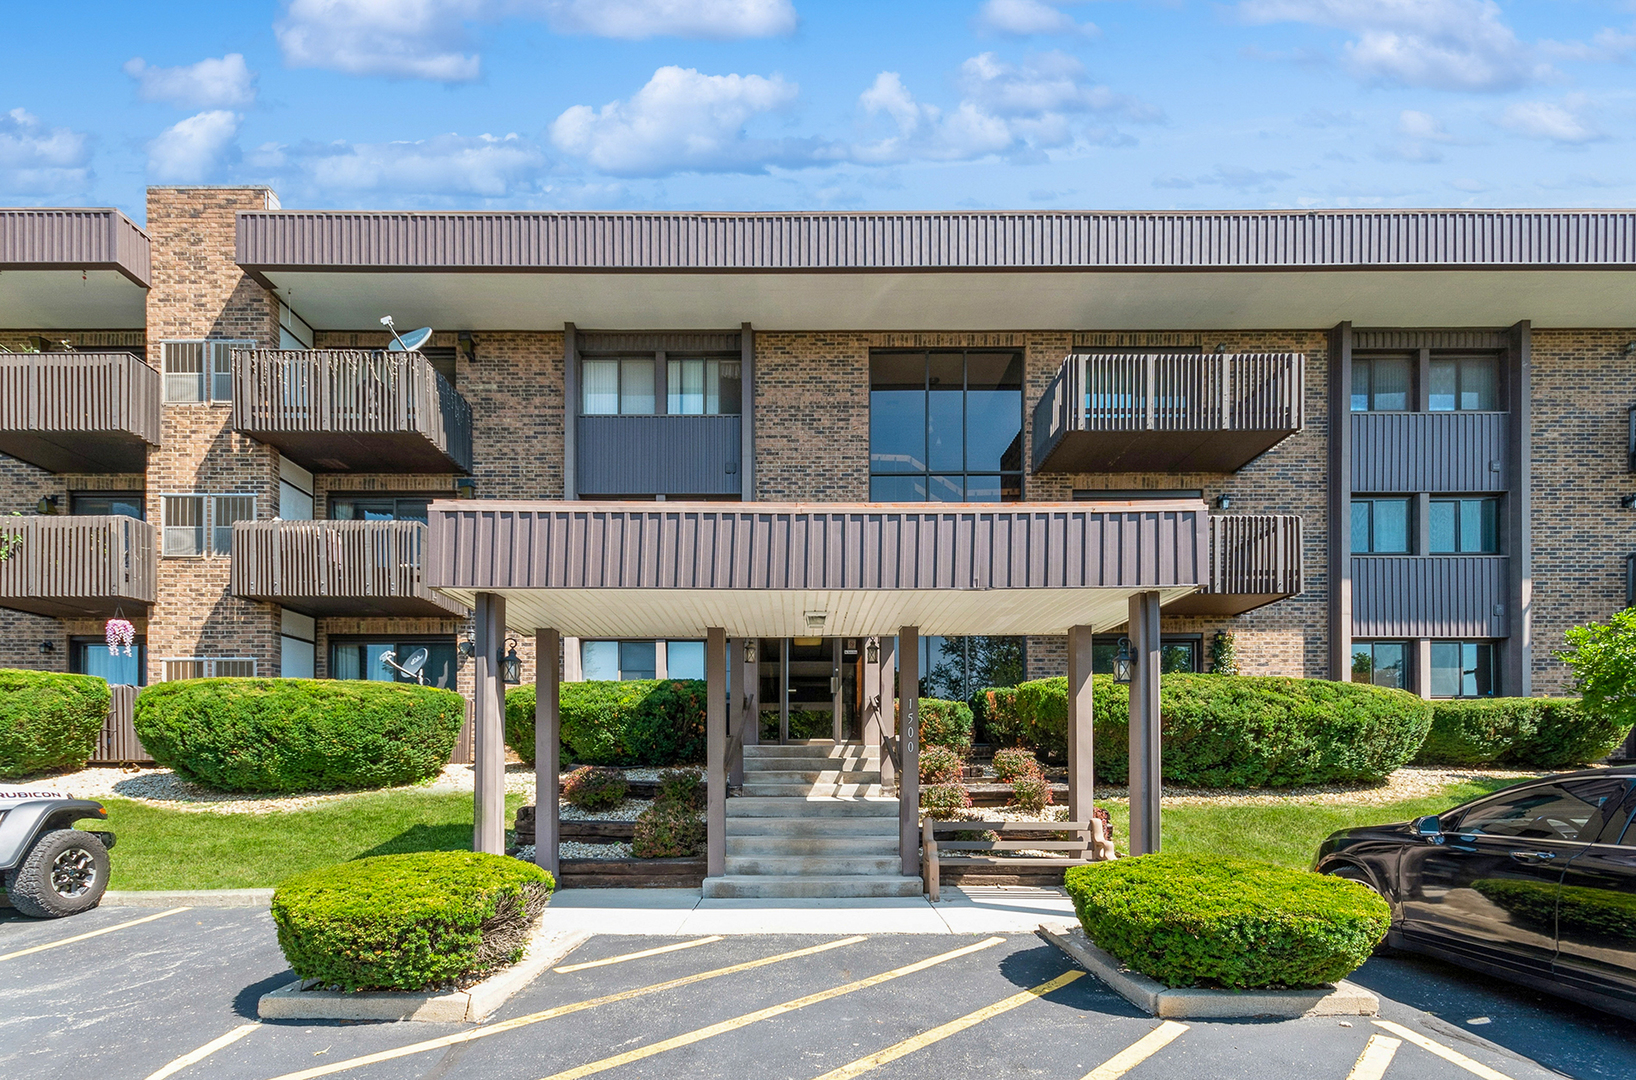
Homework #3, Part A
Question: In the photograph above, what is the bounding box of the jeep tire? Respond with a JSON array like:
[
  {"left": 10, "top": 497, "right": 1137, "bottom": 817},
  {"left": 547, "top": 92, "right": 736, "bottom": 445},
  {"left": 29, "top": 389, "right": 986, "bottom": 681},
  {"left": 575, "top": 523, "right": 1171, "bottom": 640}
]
[{"left": 5, "top": 829, "right": 110, "bottom": 918}]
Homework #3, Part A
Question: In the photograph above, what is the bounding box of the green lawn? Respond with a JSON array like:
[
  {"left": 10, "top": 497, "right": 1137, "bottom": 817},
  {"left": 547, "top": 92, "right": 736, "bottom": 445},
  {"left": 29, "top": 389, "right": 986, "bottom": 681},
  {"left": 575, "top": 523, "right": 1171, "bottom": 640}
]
[{"left": 73, "top": 775, "right": 1525, "bottom": 890}]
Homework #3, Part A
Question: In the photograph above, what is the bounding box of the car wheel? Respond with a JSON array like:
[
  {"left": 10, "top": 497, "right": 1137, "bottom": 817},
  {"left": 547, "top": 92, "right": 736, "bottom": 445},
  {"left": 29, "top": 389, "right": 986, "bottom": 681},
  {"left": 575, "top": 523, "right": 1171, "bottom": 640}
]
[{"left": 6, "top": 830, "right": 110, "bottom": 919}]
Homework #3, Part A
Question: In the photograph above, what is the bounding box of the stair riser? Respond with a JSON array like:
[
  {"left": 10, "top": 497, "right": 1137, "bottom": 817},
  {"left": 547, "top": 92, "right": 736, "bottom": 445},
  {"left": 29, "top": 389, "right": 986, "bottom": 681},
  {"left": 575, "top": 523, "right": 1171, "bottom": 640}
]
[
  {"left": 726, "top": 837, "right": 899, "bottom": 855},
  {"left": 744, "top": 748, "right": 880, "bottom": 760},
  {"left": 741, "top": 784, "right": 884, "bottom": 798},
  {"left": 742, "top": 770, "right": 883, "bottom": 783},
  {"left": 727, "top": 800, "right": 898, "bottom": 818},
  {"left": 724, "top": 819, "right": 901, "bottom": 837},
  {"left": 725, "top": 856, "right": 903, "bottom": 876},
  {"left": 701, "top": 877, "right": 922, "bottom": 899}
]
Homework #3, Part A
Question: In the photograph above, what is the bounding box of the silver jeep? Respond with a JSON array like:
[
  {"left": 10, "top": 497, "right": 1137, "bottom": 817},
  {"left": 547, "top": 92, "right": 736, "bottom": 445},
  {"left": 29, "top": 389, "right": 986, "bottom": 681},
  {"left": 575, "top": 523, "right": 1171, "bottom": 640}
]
[{"left": 0, "top": 791, "right": 116, "bottom": 918}]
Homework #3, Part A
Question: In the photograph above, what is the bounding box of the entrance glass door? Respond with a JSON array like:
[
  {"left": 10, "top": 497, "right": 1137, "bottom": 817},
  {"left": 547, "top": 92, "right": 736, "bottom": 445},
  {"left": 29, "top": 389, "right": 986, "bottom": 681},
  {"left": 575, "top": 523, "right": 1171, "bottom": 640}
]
[{"left": 756, "top": 637, "right": 864, "bottom": 743}]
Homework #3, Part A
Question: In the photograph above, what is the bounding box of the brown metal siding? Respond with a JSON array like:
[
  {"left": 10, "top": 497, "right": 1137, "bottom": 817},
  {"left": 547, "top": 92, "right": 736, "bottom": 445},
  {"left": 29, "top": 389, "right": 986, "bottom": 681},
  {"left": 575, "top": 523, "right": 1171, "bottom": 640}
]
[
  {"left": 0, "top": 353, "right": 162, "bottom": 444},
  {"left": 427, "top": 503, "right": 1208, "bottom": 592},
  {"left": 0, "top": 209, "right": 151, "bottom": 284},
  {"left": 577, "top": 329, "right": 743, "bottom": 353},
  {"left": 238, "top": 209, "right": 1636, "bottom": 271},
  {"left": 1352, "top": 329, "right": 1511, "bottom": 351},
  {"left": 577, "top": 415, "right": 742, "bottom": 496},
  {"left": 0, "top": 516, "right": 157, "bottom": 617},
  {"left": 1350, "top": 412, "right": 1509, "bottom": 492},
  {"left": 232, "top": 520, "right": 467, "bottom": 615},
  {"left": 1351, "top": 556, "right": 1509, "bottom": 638}
]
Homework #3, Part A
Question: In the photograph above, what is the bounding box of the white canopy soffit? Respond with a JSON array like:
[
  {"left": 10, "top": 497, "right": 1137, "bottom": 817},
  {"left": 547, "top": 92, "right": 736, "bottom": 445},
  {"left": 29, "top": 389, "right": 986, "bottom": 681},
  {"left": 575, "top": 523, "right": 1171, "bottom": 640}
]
[
  {"left": 425, "top": 500, "right": 1208, "bottom": 638},
  {"left": 0, "top": 209, "right": 152, "bottom": 329}
]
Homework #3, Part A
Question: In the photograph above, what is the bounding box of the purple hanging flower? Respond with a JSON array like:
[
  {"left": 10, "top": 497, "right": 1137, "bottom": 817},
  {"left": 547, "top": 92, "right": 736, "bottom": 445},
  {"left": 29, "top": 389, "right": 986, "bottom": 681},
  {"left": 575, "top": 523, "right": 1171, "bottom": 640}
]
[{"left": 106, "top": 618, "right": 136, "bottom": 657}]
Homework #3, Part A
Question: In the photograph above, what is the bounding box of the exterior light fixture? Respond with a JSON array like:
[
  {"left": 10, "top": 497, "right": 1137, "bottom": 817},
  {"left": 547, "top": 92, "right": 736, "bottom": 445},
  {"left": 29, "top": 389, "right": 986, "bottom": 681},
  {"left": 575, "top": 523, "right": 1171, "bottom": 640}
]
[
  {"left": 36, "top": 494, "right": 58, "bottom": 515},
  {"left": 865, "top": 638, "right": 881, "bottom": 665},
  {"left": 1214, "top": 494, "right": 1232, "bottom": 510},
  {"left": 1621, "top": 495, "right": 1636, "bottom": 510},
  {"left": 500, "top": 638, "right": 523, "bottom": 685},
  {"left": 804, "top": 610, "right": 828, "bottom": 633},
  {"left": 454, "top": 477, "right": 477, "bottom": 499},
  {"left": 38, "top": 640, "right": 56, "bottom": 655},
  {"left": 457, "top": 636, "right": 476, "bottom": 660},
  {"left": 743, "top": 639, "right": 758, "bottom": 665},
  {"left": 1113, "top": 637, "right": 1135, "bottom": 685}
]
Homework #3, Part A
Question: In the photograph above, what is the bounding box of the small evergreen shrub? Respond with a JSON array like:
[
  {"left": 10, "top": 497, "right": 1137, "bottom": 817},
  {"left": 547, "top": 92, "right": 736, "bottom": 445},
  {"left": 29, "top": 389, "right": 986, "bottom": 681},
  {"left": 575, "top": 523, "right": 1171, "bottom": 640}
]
[
  {"left": 632, "top": 804, "right": 706, "bottom": 858},
  {"left": 561, "top": 766, "right": 628, "bottom": 810},
  {"left": 655, "top": 768, "right": 706, "bottom": 811},
  {"left": 271, "top": 851, "right": 553, "bottom": 992},
  {"left": 0, "top": 669, "right": 110, "bottom": 779},
  {"left": 1064, "top": 854, "right": 1389, "bottom": 989},
  {"left": 1010, "top": 772, "right": 1053, "bottom": 815},
  {"left": 788, "top": 708, "right": 833, "bottom": 740},
  {"left": 133, "top": 678, "right": 463, "bottom": 793},
  {"left": 920, "top": 745, "right": 964, "bottom": 785},
  {"left": 991, "top": 747, "right": 1038, "bottom": 782},
  {"left": 974, "top": 686, "right": 1023, "bottom": 748},
  {"left": 1415, "top": 698, "right": 1624, "bottom": 767},
  {"left": 505, "top": 680, "right": 707, "bottom": 767},
  {"left": 918, "top": 698, "right": 974, "bottom": 751},
  {"left": 920, "top": 782, "right": 973, "bottom": 819}
]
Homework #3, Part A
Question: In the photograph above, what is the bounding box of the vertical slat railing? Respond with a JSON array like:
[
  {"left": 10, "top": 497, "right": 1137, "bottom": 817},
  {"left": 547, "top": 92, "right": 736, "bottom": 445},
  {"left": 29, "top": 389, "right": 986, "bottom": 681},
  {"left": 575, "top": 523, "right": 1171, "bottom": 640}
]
[
  {"left": 1204, "top": 514, "right": 1302, "bottom": 597},
  {"left": 0, "top": 353, "right": 160, "bottom": 444},
  {"left": 1057, "top": 351, "right": 1302, "bottom": 435},
  {"left": 231, "top": 519, "right": 461, "bottom": 610},
  {"left": 0, "top": 516, "right": 157, "bottom": 606}
]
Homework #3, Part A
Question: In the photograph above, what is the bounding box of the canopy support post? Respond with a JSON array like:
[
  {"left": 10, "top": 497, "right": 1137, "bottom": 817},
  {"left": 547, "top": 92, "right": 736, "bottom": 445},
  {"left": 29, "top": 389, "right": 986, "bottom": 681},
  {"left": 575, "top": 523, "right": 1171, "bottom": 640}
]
[
  {"left": 1067, "top": 624, "right": 1095, "bottom": 838},
  {"left": 534, "top": 627, "right": 560, "bottom": 880},
  {"left": 1128, "top": 591, "right": 1163, "bottom": 855},
  {"left": 898, "top": 626, "right": 920, "bottom": 878},
  {"left": 472, "top": 591, "right": 507, "bottom": 856},
  {"left": 706, "top": 627, "right": 727, "bottom": 878},
  {"left": 877, "top": 635, "right": 896, "bottom": 790}
]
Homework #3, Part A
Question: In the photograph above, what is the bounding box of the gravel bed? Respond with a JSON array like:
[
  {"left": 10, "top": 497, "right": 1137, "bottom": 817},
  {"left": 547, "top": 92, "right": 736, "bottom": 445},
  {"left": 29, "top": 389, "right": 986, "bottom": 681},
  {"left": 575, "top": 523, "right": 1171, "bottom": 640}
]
[
  {"left": 1090, "top": 764, "right": 1555, "bottom": 807},
  {"left": 559, "top": 798, "right": 647, "bottom": 821},
  {"left": 514, "top": 842, "right": 636, "bottom": 861}
]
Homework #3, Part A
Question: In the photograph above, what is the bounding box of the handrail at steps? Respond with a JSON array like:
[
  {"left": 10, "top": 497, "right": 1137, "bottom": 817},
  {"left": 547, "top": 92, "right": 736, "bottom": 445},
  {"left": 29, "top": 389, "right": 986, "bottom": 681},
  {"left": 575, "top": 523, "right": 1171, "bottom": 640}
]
[{"left": 922, "top": 817, "right": 1116, "bottom": 901}]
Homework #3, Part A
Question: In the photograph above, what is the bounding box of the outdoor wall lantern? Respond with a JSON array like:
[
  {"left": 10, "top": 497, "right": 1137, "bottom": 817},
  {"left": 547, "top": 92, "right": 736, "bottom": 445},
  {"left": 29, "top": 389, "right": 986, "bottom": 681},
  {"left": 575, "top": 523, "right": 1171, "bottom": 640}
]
[
  {"left": 454, "top": 477, "right": 477, "bottom": 499},
  {"left": 1113, "top": 637, "right": 1135, "bottom": 685},
  {"left": 1214, "top": 494, "right": 1232, "bottom": 510},
  {"left": 500, "top": 638, "right": 523, "bottom": 685},
  {"left": 865, "top": 638, "right": 881, "bottom": 665},
  {"left": 456, "top": 636, "right": 476, "bottom": 660},
  {"left": 743, "top": 640, "right": 758, "bottom": 665},
  {"left": 36, "top": 495, "right": 58, "bottom": 515}
]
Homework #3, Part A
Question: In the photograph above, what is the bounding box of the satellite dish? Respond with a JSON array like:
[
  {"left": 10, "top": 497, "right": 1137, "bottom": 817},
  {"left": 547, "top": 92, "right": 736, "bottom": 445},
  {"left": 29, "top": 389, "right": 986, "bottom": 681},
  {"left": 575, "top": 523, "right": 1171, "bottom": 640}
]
[
  {"left": 379, "top": 648, "right": 431, "bottom": 685},
  {"left": 387, "top": 327, "right": 434, "bottom": 352},
  {"left": 401, "top": 648, "right": 430, "bottom": 676}
]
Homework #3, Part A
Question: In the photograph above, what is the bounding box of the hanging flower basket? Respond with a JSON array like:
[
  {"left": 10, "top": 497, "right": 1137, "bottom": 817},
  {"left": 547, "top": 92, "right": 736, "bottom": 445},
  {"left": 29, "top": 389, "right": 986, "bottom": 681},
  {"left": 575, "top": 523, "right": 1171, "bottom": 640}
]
[{"left": 106, "top": 618, "right": 136, "bottom": 656}]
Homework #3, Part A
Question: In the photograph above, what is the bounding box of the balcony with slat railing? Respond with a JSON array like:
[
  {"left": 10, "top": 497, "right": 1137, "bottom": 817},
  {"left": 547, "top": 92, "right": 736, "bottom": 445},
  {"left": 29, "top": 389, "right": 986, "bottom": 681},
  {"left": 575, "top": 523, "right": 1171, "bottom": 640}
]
[
  {"left": 231, "top": 519, "right": 467, "bottom": 617},
  {"left": 231, "top": 349, "right": 473, "bottom": 473},
  {"left": 1165, "top": 514, "right": 1302, "bottom": 616},
  {"left": 0, "top": 352, "right": 161, "bottom": 472},
  {"left": 0, "top": 515, "right": 157, "bottom": 618},
  {"left": 1032, "top": 352, "right": 1304, "bottom": 473}
]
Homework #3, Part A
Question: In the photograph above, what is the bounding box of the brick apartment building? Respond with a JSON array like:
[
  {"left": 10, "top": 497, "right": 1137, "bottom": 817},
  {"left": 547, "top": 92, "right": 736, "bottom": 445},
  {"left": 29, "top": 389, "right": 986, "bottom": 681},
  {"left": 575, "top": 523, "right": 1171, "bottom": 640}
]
[{"left": 3, "top": 187, "right": 1635, "bottom": 757}]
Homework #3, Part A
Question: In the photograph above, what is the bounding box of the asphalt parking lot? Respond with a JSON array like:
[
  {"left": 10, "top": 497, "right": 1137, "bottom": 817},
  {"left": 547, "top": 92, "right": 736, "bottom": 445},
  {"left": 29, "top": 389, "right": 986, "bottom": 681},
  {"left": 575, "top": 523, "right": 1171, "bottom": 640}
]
[{"left": 2, "top": 906, "right": 1632, "bottom": 1080}]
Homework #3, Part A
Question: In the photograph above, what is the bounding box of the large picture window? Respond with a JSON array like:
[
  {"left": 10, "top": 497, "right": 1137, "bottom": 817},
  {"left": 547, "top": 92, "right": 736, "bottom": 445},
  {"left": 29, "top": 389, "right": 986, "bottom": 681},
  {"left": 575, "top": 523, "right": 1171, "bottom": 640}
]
[
  {"left": 580, "top": 640, "right": 704, "bottom": 681},
  {"left": 869, "top": 349, "right": 1023, "bottom": 502},
  {"left": 330, "top": 637, "right": 457, "bottom": 689},
  {"left": 329, "top": 495, "right": 431, "bottom": 522},
  {"left": 1351, "top": 497, "right": 1412, "bottom": 554},
  {"left": 70, "top": 637, "right": 146, "bottom": 686},
  {"left": 1429, "top": 497, "right": 1499, "bottom": 554},
  {"left": 1430, "top": 641, "right": 1497, "bottom": 698}
]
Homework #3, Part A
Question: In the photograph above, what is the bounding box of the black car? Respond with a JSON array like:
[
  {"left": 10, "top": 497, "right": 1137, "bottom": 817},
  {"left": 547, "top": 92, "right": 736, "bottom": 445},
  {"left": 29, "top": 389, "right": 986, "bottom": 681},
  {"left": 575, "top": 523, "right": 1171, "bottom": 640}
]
[{"left": 1315, "top": 765, "right": 1636, "bottom": 1019}]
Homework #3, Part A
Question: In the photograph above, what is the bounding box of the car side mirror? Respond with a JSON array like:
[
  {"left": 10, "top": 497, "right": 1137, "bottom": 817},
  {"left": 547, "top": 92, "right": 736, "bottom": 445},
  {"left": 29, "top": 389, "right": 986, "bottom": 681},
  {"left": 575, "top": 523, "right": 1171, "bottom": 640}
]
[{"left": 1413, "top": 815, "right": 1443, "bottom": 841}]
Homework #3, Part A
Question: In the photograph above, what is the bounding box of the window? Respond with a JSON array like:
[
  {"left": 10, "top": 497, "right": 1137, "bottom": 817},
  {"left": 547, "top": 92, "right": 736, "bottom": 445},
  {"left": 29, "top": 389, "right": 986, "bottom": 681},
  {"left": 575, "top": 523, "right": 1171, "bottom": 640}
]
[
  {"left": 582, "top": 356, "right": 656, "bottom": 415},
  {"left": 1453, "top": 777, "right": 1630, "bottom": 842},
  {"left": 665, "top": 641, "right": 705, "bottom": 680},
  {"left": 70, "top": 637, "right": 146, "bottom": 686},
  {"left": 1430, "top": 641, "right": 1496, "bottom": 698},
  {"left": 161, "top": 494, "right": 255, "bottom": 557},
  {"left": 667, "top": 357, "right": 741, "bottom": 415},
  {"left": 329, "top": 496, "right": 431, "bottom": 522},
  {"left": 1429, "top": 497, "right": 1499, "bottom": 554},
  {"left": 281, "top": 610, "right": 315, "bottom": 679},
  {"left": 1090, "top": 636, "right": 1201, "bottom": 675},
  {"left": 162, "top": 658, "right": 256, "bottom": 681},
  {"left": 162, "top": 340, "right": 248, "bottom": 403},
  {"left": 330, "top": 637, "right": 457, "bottom": 688},
  {"left": 1429, "top": 355, "right": 1499, "bottom": 412},
  {"left": 70, "top": 492, "right": 145, "bottom": 519},
  {"left": 920, "top": 636, "right": 1026, "bottom": 700},
  {"left": 582, "top": 640, "right": 656, "bottom": 680},
  {"left": 1351, "top": 497, "right": 1412, "bottom": 553},
  {"left": 869, "top": 349, "right": 1023, "bottom": 502},
  {"left": 1350, "top": 355, "right": 1412, "bottom": 411},
  {"left": 1351, "top": 641, "right": 1407, "bottom": 689}
]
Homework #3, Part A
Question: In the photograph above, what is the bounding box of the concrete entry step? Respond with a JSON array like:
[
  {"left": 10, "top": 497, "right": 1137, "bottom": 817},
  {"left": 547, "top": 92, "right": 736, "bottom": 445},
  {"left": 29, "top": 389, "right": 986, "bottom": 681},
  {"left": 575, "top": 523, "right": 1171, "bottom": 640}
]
[
  {"left": 701, "top": 874, "right": 923, "bottom": 899},
  {"left": 723, "top": 816, "right": 900, "bottom": 837},
  {"left": 743, "top": 744, "right": 880, "bottom": 760},
  {"left": 724, "top": 855, "right": 904, "bottom": 876},
  {"left": 740, "top": 783, "right": 884, "bottom": 798},
  {"left": 726, "top": 835, "right": 900, "bottom": 855},
  {"left": 726, "top": 797, "right": 899, "bottom": 818},
  {"left": 741, "top": 769, "right": 883, "bottom": 784}
]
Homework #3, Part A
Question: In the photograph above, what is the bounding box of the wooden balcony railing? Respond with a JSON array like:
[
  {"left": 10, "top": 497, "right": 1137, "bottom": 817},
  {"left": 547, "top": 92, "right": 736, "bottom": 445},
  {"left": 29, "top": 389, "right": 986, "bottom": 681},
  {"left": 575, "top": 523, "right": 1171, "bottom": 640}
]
[
  {"left": 0, "top": 515, "right": 157, "bottom": 618},
  {"left": 232, "top": 349, "right": 473, "bottom": 473},
  {"left": 231, "top": 519, "right": 467, "bottom": 617},
  {"left": 0, "top": 352, "right": 161, "bottom": 472},
  {"left": 1165, "top": 514, "right": 1302, "bottom": 616},
  {"left": 1032, "top": 352, "right": 1304, "bottom": 472}
]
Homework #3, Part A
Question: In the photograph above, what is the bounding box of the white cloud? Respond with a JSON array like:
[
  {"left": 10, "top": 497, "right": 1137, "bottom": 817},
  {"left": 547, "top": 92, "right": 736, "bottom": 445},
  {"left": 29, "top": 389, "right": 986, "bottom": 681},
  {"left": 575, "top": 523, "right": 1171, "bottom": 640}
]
[
  {"left": 266, "top": 132, "right": 550, "bottom": 195},
  {"left": 976, "top": 0, "right": 1098, "bottom": 38},
  {"left": 1397, "top": 109, "right": 1453, "bottom": 142},
  {"left": 124, "top": 54, "right": 256, "bottom": 108},
  {"left": 1499, "top": 99, "right": 1601, "bottom": 144},
  {"left": 1154, "top": 165, "right": 1293, "bottom": 192},
  {"left": 147, "top": 110, "right": 241, "bottom": 182},
  {"left": 0, "top": 107, "right": 92, "bottom": 194},
  {"left": 852, "top": 52, "right": 1156, "bottom": 164},
  {"left": 1240, "top": 0, "right": 1546, "bottom": 91},
  {"left": 275, "top": 0, "right": 796, "bottom": 83},
  {"left": 551, "top": 66, "right": 809, "bottom": 176}
]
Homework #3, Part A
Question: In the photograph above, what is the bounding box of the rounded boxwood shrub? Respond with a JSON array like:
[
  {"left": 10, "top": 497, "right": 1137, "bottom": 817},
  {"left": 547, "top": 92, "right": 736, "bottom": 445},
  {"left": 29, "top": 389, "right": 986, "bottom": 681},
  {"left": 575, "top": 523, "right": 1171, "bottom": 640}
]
[
  {"left": 632, "top": 804, "right": 706, "bottom": 858},
  {"left": 991, "top": 747, "right": 1038, "bottom": 782},
  {"left": 655, "top": 768, "right": 706, "bottom": 811},
  {"left": 1415, "top": 698, "right": 1623, "bottom": 768},
  {"left": 919, "top": 745, "right": 964, "bottom": 785},
  {"left": 918, "top": 698, "right": 974, "bottom": 751},
  {"left": 561, "top": 765, "right": 628, "bottom": 810},
  {"left": 0, "top": 669, "right": 110, "bottom": 779},
  {"left": 505, "top": 680, "right": 706, "bottom": 767},
  {"left": 920, "top": 782, "right": 973, "bottom": 819},
  {"left": 1064, "top": 854, "right": 1389, "bottom": 989},
  {"left": 995, "top": 674, "right": 1430, "bottom": 788},
  {"left": 133, "top": 678, "right": 463, "bottom": 793},
  {"left": 271, "top": 851, "right": 553, "bottom": 992}
]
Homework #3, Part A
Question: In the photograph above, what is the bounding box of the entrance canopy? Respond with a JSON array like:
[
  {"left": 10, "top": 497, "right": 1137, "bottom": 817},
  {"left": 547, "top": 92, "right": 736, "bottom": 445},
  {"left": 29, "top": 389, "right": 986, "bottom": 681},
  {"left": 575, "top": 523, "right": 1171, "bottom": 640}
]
[{"left": 425, "top": 500, "right": 1208, "bottom": 637}]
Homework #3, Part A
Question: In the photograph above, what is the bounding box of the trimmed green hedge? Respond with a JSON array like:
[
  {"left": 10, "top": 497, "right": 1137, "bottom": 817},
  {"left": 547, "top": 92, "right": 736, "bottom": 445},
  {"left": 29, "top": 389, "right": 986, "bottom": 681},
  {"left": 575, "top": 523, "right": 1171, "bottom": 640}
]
[
  {"left": 133, "top": 678, "right": 464, "bottom": 793},
  {"left": 505, "top": 680, "right": 707, "bottom": 767},
  {"left": 271, "top": 851, "right": 553, "bottom": 992},
  {"left": 982, "top": 674, "right": 1430, "bottom": 788},
  {"left": 1064, "top": 854, "right": 1389, "bottom": 989},
  {"left": 1416, "top": 698, "right": 1625, "bottom": 768},
  {"left": 918, "top": 699, "right": 974, "bottom": 751},
  {"left": 0, "top": 669, "right": 110, "bottom": 779}
]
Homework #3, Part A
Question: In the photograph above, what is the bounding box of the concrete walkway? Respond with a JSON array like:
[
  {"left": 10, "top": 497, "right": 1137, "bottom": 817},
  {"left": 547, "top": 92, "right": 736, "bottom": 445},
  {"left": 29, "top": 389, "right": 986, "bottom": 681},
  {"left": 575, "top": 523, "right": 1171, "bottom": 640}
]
[{"left": 541, "top": 884, "right": 1078, "bottom": 935}]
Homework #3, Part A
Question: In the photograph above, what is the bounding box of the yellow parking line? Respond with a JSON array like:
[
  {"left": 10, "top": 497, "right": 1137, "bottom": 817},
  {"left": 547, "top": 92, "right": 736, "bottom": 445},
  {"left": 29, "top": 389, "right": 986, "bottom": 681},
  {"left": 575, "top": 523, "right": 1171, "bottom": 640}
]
[
  {"left": 810, "top": 968, "right": 1085, "bottom": 1080},
  {"left": 1346, "top": 1034, "right": 1402, "bottom": 1080},
  {"left": 537, "top": 936, "right": 1007, "bottom": 1080},
  {"left": 0, "top": 907, "right": 190, "bottom": 963},
  {"left": 1373, "top": 1020, "right": 1518, "bottom": 1080},
  {"left": 142, "top": 1023, "right": 260, "bottom": 1080},
  {"left": 260, "top": 935, "right": 869, "bottom": 1080},
  {"left": 555, "top": 936, "right": 724, "bottom": 973},
  {"left": 1082, "top": 1021, "right": 1189, "bottom": 1080}
]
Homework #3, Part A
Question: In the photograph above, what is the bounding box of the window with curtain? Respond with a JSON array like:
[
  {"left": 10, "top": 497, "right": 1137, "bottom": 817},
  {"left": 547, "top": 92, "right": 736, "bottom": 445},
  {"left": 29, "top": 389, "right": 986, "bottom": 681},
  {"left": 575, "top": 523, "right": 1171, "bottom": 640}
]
[
  {"left": 1350, "top": 355, "right": 1412, "bottom": 411},
  {"left": 161, "top": 493, "right": 255, "bottom": 556},
  {"left": 71, "top": 638, "right": 146, "bottom": 686},
  {"left": 1429, "top": 497, "right": 1499, "bottom": 554},
  {"left": 582, "top": 357, "right": 655, "bottom": 415},
  {"left": 667, "top": 357, "right": 741, "bottom": 415},
  {"left": 1429, "top": 355, "right": 1499, "bottom": 411},
  {"left": 1351, "top": 497, "right": 1412, "bottom": 554},
  {"left": 1430, "top": 641, "right": 1497, "bottom": 697}
]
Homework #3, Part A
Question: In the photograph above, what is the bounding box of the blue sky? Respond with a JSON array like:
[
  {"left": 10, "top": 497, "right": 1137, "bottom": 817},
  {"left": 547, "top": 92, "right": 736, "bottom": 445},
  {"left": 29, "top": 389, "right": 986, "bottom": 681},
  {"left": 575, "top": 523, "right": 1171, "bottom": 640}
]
[{"left": 3, "top": 1, "right": 1635, "bottom": 220}]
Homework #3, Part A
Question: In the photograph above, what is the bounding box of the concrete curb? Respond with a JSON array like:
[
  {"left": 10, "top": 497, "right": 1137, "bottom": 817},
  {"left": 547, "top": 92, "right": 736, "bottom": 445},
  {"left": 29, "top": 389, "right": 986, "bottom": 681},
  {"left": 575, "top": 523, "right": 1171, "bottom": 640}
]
[
  {"left": 101, "top": 889, "right": 274, "bottom": 908},
  {"left": 1038, "top": 924, "right": 1379, "bottom": 1019},
  {"left": 258, "top": 926, "right": 591, "bottom": 1023}
]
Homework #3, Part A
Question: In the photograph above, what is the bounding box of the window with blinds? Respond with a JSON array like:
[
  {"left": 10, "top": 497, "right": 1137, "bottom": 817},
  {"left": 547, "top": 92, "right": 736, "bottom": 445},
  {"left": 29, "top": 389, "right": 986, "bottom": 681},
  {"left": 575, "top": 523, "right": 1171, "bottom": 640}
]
[
  {"left": 162, "top": 494, "right": 255, "bottom": 556},
  {"left": 161, "top": 340, "right": 251, "bottom": 403}
]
